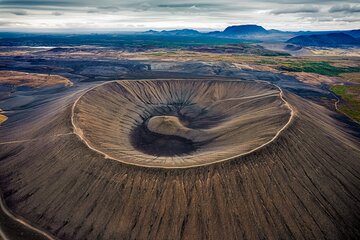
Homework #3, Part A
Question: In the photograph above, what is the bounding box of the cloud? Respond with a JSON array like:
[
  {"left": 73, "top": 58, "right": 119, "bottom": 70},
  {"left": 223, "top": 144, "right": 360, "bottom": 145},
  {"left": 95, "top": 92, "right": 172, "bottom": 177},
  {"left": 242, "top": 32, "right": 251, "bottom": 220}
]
[
  {"left": 0, "top": 0, "right": 359, "bottom": 31},
  {"left": 157, "top": 3, "right": 218, "bottom": 8},
  {"left": 97, "top": 6, "right": 120, "bottom": 12},
  {"left": 0, "top": 20, "right": 28, "bottom": 27},
  {"left": 52, "top": 11, "right": 63, "bottom": 16},
  {"left": 136, "top": 3, "right": 151, "bottom": 11},
  {"left": 0, "top": 21, "right": 17, "bottom": 26},
  {"left": 271, "top": 6, "right": 320, "bottom": 15},
  {"left": 329, "top": 4, "right": 360, "bottom": 13},
  {"left": 87, "top": 9, "right": 99, "bottom": 13},
  {"left": 259, "top": 0, "right": 357, "bottom": 3},
  {"left": 9, "top": 9, "right": 28, "bottom": 15},
  {"left": 0, "top": 0, "right": 76, "bottom": 7}
]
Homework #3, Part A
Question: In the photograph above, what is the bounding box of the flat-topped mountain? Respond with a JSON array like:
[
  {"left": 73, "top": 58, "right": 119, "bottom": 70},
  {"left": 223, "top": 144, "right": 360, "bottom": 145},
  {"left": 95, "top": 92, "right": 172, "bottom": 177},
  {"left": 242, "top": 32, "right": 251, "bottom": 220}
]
[{"left": 222, "top": 24, "right": 268, "bottom": 35}]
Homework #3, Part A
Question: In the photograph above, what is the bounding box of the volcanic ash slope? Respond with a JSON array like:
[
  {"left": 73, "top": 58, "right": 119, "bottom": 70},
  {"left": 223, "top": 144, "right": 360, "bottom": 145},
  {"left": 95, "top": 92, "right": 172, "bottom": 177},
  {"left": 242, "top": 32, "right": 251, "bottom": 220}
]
[{"left": 0, "top": 79, "right": 359, "bottom": 240}]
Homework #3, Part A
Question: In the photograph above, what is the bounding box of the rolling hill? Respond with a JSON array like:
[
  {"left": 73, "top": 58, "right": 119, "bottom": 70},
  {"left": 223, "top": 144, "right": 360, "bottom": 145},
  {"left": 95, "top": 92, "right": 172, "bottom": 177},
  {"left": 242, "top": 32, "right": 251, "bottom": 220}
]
[{"left": 286, "top": 33, "right": 360, "bottom": 47}]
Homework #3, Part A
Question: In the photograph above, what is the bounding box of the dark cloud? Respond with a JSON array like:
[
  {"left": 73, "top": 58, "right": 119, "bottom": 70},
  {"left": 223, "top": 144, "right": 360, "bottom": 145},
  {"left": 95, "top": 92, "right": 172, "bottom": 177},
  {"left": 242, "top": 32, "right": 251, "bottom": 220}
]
[
  {"left": 52, "top": 11, "right": 63, "bottom": 16},
  {"left": 271, "top": 6, "right": 319, "bottom": 15},
  {"left": 97, "top": 6, "right": 119, "bottom": 11},
  {"left": 0, "top": 0, "right": 74, "bottom": 6},
  {"left": 9, "top": 9, "right": 28, "bottom": 15},
  {"left": 87, "top": 9, "right": 99, "bottom": 13},
  {"left": 329, "top": 4, "right": 360, "bottom": 13},
  {"left": 0, "top": 0, "right": 83, "bottom": 9}
]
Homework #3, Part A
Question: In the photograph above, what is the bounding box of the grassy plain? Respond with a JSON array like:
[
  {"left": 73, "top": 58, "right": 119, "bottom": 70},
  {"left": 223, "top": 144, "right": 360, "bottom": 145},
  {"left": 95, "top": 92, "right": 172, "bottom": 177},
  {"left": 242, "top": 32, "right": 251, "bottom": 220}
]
[{"left": 331, "top": 85, "right": 360, "bottom": 123}]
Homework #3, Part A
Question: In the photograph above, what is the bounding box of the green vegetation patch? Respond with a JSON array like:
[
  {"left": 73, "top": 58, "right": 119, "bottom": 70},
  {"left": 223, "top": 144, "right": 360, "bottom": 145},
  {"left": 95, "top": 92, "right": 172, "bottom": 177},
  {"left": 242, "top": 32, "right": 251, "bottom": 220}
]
[
  {"left": 331, "top": 85, "right": 360, "bottom": 123},
  {"left": 277, "top": 61, "right": 360, "bottom": 77}
]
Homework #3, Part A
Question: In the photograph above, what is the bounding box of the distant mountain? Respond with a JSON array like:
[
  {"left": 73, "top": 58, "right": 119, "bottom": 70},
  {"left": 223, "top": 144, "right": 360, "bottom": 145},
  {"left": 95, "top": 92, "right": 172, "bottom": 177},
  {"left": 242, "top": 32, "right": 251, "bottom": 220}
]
[
  {"left": 143, "top": 25, "right": 269, "bottom": 38},
  {"left": 143, "top": 29, "right": 201, "bottom": 36},
  {"left": 287, "top": 33, "right": 360, "bottom": 47},
  {"left": 162, "top": 29, "right": 201, "bottom": 36},
  {"left": 140, "top": 26, "right": 360, "bottom": 45},
  {"left": 346, "top": 29, "right": 360, "bottom": 38},
  {"left": 143, "top": 30, "right": 158, "bottom": 34},
  {"left": 222, "top": 25, "right": 268, "bottom": 36}
]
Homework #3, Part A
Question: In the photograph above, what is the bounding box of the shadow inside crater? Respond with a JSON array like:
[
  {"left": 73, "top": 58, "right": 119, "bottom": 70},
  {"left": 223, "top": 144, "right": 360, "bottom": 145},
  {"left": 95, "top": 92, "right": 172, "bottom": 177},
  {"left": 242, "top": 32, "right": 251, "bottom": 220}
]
[
  {"left": 130, "top": 121, "right": 197, "bottom": 157},
  {"left": 129, "top": 102, "right": 230, "bottom": 157}
]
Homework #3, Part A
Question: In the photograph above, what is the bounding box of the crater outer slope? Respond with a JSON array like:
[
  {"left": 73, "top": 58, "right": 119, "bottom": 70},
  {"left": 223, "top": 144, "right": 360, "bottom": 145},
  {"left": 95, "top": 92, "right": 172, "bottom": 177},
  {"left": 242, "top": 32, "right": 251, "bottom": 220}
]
[
  {"left": 72, "top": 80, "right": 292, "bottom": 168},
  {"left": 0, "top": 78, "right": 360, "bottom": 240}
]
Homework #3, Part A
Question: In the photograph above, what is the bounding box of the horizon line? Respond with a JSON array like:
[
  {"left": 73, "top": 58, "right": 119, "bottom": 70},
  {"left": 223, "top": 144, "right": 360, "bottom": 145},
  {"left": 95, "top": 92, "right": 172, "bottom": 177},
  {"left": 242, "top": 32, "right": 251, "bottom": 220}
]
[{"left": 0, "top": 26, "right": 359, "bottom": 34}]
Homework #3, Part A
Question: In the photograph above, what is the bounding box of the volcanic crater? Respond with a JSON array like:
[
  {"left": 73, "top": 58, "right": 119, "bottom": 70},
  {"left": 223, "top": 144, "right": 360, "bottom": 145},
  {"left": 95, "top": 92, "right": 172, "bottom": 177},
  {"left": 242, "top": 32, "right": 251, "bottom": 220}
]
[
  {"left": 1, "top": 76, "right": 360, "bottom": 240},
  {"left": 72, "top": 80, "right": 293, "bottom": 168}
]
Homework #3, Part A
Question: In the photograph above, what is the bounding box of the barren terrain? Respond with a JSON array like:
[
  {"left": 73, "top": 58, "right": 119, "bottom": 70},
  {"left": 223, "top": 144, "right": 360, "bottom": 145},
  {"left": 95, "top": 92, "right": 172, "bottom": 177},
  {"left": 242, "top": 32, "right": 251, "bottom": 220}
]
[
  {"left": 0, "top": 45, "right": 359, "bottom": 240},
  {"left": 0, "top": 71, "right": 72, "bottom": 88}
]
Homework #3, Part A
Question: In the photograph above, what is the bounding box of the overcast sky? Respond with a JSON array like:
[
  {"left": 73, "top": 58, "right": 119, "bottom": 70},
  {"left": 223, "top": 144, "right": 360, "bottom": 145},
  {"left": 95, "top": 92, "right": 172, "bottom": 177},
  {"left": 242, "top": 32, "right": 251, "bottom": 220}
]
[{"left": 0, "top": 0, "right": 359, "bottom": 32}]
